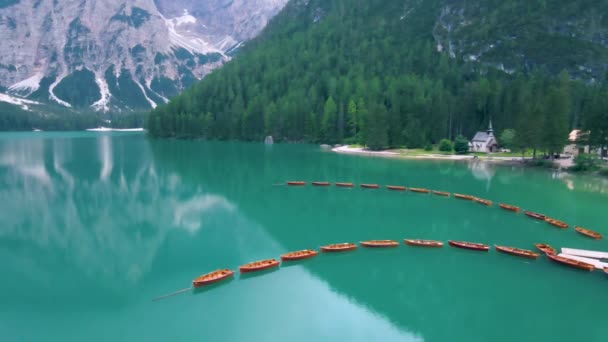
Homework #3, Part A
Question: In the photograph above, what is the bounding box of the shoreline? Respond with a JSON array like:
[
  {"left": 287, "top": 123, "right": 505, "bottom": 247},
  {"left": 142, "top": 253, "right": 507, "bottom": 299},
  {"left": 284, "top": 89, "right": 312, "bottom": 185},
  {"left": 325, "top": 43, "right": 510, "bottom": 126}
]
[{"left": 331, "top": 145, "right": 535, "bottom": 165}]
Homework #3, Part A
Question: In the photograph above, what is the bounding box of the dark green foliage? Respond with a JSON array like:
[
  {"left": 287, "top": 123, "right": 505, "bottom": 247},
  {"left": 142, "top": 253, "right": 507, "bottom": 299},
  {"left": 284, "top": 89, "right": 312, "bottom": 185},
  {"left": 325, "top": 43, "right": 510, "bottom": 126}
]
[
  {"left": 111, "top": 6, "right": 151, "bottom": 28},
  {"left": 178, "top": 66, "right": 198, "bottom": 89},
  {"left": 173, "top": 48, "right": 194, "bottom": 61},
  {"left": 499, "top": 129, "right": 516, "bottom": 149},
  {"left": 64, "top": 18, "right": 95, "bottom": 67},
  {"left": 0, "top": 103, "right": 100, "bottom": 131},
  {"left": 105, "top": 66, "right": 151, "bottom": 109},
  {"left": 438, "top": 139, "right": 453, "bottom": 152},
  {"left": 154, "top": 53, "right": 167, "bottom": 65},
  {"left": 29, "top": 76, "right": 56, "bottom": 101},
  {"left": 149, "top": 0, "right": 605, "bottom": 149},
  {"left": 130, "top": 45, "right": 146, "bottom": 63},
  {"left": 424, "top": 143, "right": 433, "bottom": 151},
  {"left": 150, "top": 76, "right": 179, "bottom": 98},
  {"left": 570, "top": 153, "right": 601, "bottom": 172},
  {"left": 199, "top": 53, "right": 223, "bottom": 64},
  {"left": 53, "top": 69, "right": 101, "bottom": 107},
  {"left": 454, "top": 135, "right": 469, "bottom": 154}
]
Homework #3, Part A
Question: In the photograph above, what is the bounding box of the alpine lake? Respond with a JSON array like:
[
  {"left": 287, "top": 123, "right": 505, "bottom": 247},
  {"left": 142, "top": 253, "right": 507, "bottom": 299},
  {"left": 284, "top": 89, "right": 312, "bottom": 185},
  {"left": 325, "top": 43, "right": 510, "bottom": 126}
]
[{"left": 1, "top": 131, "right": 607, "bottom": 342}]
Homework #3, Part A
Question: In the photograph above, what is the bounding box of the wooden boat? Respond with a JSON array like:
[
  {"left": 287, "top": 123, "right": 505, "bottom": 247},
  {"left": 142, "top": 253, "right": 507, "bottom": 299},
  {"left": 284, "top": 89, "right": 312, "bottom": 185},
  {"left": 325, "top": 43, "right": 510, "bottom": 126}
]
[
  {"left": 524, "top": 210, "right": 546, "bottom": 220},
  {"left": 192, "top": 269, "right": 234, "bottom": 288},
  {"left": 499, "top": 203, "right": 520, "bottom": 213},
  {"left": 454, "top": 193, "right": 475, "bottom": 200},
  {"left": 473, "top": 197, "right": 493, "bottom": 206},
  {"left": 546, "top": 253, "right": 594, "bottom": 271},
  {"left": 281, "top": 249, "right": 318, "bottom": 261},
  {"left": 545, "top": 218, "right": 568, "bottom": 229},
  {"left": 239, "top": 259, "right": 280, "bottom": 273},
  {"left": 604, "top": 267, "right": 608, "bottom": 275},
  {"left": 320, "top": 243, "right": 357, "bottom": 252},
  {"left": 495, "top": 245, "right": 539, "bottom": 259},
  {"left": 574, "top": 226, "right": 602, "bottom": 240},
  {"left": 432, "top": 190, "right": 450, "bottom": 197},
  {"left": 410, "top": 187, "right": 430, "bottom": 193},
  {"left": 386, "top": 185, "right": 406, "bottom": 191},
  {"left": 448, "top": 240, "right": 489, "bottom": 251},
  {"left": 335, "top": 182, "right": 354, "bottom": 187},
  {"left": 404, "top": 239, "right": 444, "bottom": 248},
  {"left": 360, "top": 240, "right": 399, "bottom": 247},
  {"left": 360, "top": 183, "right": 379, "bottom": 189},
  {"left": 287, "top": 181, "right": 305, "bottom": 186},
  {"left": 311, "top": 181, "right": 330, "bottom": 186},
  {"left": 534, "top": 243, "right": 556, "bottom": 255}
]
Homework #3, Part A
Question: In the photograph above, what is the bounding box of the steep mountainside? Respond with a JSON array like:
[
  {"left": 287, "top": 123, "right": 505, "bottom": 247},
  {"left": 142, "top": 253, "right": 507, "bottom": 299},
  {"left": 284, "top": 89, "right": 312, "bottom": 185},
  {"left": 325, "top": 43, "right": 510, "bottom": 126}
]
[
  {"left": 0, "top": 0, "right": 286, "bottom": 112},
  {"left": 149, "top": 0, "right": 608, "bottom": 154}
]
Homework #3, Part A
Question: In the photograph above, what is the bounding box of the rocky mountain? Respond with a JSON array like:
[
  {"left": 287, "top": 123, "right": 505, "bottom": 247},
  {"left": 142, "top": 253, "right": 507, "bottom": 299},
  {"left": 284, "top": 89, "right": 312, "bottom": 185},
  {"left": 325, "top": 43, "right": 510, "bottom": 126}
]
[{"left": 0, "top": 0, "right": 287, "bottom": 112}]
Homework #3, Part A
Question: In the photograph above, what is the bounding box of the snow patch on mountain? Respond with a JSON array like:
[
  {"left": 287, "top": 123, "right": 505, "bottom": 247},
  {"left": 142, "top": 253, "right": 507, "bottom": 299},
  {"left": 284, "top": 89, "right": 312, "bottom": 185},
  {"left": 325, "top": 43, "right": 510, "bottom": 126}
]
[
  {"left": 163, "top": 13, "right": 224, "bottom": 55},
  {"left": 0, "top": 93, "right": 40, "bottom": 111},
  {"left": 8, "top": 73, "right": 44, "bottom": 96},
  {"left": 91, "top": 76, "right": 111, "bottom": 112},
  {"left": 134, "top": 80, "right": 157, "bottom": 109},
  {"left": 48, "top": 74, "right": 72, "bottom": 108}
]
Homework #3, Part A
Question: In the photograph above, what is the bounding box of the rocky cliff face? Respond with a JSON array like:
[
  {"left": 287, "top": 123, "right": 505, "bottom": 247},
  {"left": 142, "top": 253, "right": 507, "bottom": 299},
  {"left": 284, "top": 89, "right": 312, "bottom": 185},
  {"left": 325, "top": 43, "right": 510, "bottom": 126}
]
[{"left": 0, "top": 0, "right": 287, "bottom": 111}]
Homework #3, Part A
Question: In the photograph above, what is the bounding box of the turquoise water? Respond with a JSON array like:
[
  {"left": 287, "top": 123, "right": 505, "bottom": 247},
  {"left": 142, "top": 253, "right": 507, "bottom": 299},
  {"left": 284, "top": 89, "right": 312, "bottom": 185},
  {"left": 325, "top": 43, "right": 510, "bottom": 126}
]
[{"left": 1, "top": 132, "right": 607, "bottom": 341}]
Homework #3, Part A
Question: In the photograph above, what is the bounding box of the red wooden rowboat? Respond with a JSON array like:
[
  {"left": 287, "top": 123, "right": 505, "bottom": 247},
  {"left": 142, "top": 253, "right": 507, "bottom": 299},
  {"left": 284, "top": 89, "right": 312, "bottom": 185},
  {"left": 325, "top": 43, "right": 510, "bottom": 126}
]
[
  {"left": 545, "top": 217, "right": 568, "bottom": 229},
  {"left": 360, "top": 184, "right": 379, "bottom": 189},
  {"left": 281, "top": 249, "right": 318, "bottom": 261},
  {"left": 404, "top": 239, "right": 444, "bottom": 247},
  {"left": 499, "top": 203, "right": 520, "bottom": 213},
  {"left": 534, "top": 243, "right": 556, "bottom": 255},
  {"left": 312, "top": 181, "right": 330, "bottom": 186},
  {"left": 320, "top": 243, "right": 357, "bottom": 252},
  {"left": 239, "top": 259, "right": 280, "bottom": 273},
  {"left": 494, "top": 245, "right": 539, "bottom": 259},
  {"left": 360, "top": 240, "right": 399, "bottom": 247},
  {"left": 386, "top": 185, "right": 406, "bottom": 191},
  {"left": 454, "top": 193, "right": 474, "bottom": 200},
  {"left": 546, "top": 253, "right": 594, "bottom": 271},
  {"left": 524, "top": 210, "right": 546, "bottom": 220},
  {"left": 410, "top": 187, "right": 430, "bottom": 193},
  {"left": 335, "top": 182, "right": 354, "bottom": 187},
  {"left": 432, "top": 190, "right": 450, "bottom": 197},
  {"left": 575, "top": 226, "right": 602, "bottom": 240},
  {"left": 474, "top": 197, "right": 493, "bottom": 206},
  {"left": 287, "top": 181, "right": 305, "bottom": 186},
  {"left": 448, "top": 240, "right": 489, "bottom": 251},
  {"left": 192, "top": 269, "right": 234, "bottom": 288}
]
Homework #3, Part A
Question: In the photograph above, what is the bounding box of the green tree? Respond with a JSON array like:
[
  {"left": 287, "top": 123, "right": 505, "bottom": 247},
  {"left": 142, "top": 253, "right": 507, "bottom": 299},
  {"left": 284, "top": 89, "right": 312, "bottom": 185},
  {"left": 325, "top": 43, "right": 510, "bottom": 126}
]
[
  {"left": 346, "top": 99, "right": 357, "bottom": 138},
  {"left": 321, "top": 96, "right": 338, "bottom": 143},
  {"left": 454, "top": 135, "right": 469, "bottom": 154},
  {"left": 438, "top": 139, "right": 454, "bottom": 152},
  {"left": 499, "top": 129, "right": 516, "bottom": 149},
  {"left": 365, "top": 105, "right": 388, "bottom": 150}
]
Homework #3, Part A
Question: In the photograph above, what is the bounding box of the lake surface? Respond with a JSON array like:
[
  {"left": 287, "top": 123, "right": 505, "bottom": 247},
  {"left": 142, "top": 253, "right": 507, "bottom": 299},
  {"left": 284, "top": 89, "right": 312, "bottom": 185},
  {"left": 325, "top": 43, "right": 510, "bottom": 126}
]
[{"left": 1, "top": 132, "right": 607, "bottom": 341}]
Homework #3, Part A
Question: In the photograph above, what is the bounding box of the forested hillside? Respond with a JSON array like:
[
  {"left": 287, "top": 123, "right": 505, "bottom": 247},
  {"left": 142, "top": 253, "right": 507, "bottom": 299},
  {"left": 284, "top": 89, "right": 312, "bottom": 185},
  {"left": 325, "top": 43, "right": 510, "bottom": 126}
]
[{"left": 148, "top": 0, "right": 608, "bottom": 154}]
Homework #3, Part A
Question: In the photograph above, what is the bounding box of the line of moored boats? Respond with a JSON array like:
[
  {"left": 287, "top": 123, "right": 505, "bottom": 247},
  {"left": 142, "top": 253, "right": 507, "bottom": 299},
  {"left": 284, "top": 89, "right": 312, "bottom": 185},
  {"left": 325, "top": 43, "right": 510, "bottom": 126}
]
[
  {"left": 285, "top": 181, "right": 603, "bottom": 240},
  {"left": 190, "top": 239, "right": 606, "bottom": 289}
]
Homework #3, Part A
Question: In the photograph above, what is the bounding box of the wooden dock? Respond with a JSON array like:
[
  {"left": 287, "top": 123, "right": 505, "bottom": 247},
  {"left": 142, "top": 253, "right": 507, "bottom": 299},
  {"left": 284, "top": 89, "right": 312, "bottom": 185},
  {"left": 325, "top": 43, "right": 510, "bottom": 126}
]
[
  {"left": 561, "top": 248, "right": 608, "bottom": 260},
  {"left": 558, "top": 253, "right": 608, "bottom": 270}
]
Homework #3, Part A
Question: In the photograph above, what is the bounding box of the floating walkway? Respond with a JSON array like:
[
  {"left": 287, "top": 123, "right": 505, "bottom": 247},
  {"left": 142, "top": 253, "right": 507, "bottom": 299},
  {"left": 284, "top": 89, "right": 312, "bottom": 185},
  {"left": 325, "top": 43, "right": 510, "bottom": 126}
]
[
  {"left": 561, "top": 248, "right": 608, "bottom": 260},
  {"left": 558, "top": 254, "right": 608, "bottom": 270}
]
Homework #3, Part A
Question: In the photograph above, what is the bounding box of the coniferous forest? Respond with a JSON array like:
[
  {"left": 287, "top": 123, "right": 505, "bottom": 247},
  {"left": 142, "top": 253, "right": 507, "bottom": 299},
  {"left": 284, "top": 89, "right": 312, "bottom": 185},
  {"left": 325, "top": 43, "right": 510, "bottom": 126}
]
[{"left": 148, "top": 0, "right": 608, "bottom": 154}]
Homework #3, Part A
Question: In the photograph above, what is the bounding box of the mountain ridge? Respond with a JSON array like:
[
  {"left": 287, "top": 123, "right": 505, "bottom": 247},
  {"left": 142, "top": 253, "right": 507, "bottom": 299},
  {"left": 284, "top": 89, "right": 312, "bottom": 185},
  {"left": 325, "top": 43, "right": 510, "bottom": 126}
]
[{"left": 0, "top": 0, "right": 287, "bottom": 113}]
